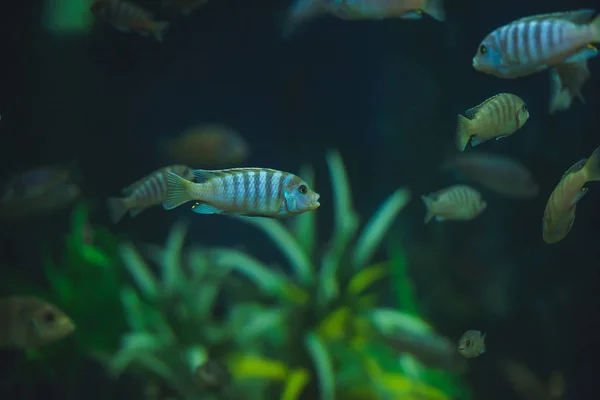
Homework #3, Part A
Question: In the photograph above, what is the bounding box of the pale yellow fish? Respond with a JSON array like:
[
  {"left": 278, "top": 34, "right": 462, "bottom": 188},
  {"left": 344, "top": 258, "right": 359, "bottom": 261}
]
[{"left": 421, "top": 184, "right": 487, "bottom": 223}]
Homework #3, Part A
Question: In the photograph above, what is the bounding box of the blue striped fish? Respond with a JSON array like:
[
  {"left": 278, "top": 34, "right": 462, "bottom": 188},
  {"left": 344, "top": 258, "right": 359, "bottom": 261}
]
[
  {"left": 472, "top": 10, "right": 600, "bottom": 78},
  {"left": 162, "top": 168, "right": 320, "bottom": 217},
  {"left": 107, "top": 165, "right": 194, "bottom": 224},
  {"left": 421, "top": 185, "right": 486, "bottom": 223}
]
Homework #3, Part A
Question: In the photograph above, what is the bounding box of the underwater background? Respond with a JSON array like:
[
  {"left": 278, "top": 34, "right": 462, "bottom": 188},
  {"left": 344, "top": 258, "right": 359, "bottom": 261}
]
[{"left": 1, "top": 0, "right": 600, "bottom": 399}]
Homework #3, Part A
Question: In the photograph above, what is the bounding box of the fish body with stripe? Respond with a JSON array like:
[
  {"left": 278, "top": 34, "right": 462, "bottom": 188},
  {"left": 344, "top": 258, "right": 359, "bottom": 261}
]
[
  {"left": 472, "top": 12, "right": 600, "bottom": 78},
  {"left": 542, "top": 146, "right": 600, "bottom": 244},
  {"left": 456, "top": 93, "right": 529, "bottom": 152},
  {"left": 107, "top": 165, "right": 194, "bottom": 224},
  {"left": 162, "top": 168, "right": 320, "bottom": 217},
  {"left": 421, "top": 185, "right": 487, "bottom": 223},
  {"left": 91, "top": 0, "right": 170, "bottom": 42}
]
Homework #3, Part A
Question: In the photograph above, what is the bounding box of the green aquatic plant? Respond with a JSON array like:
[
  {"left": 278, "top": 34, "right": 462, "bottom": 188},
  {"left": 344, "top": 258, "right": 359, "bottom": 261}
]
[
  {"left": 216, "top": 150, "right": 464, "bottom": 399},
  {"left": 108, "top": 150, "right": 469, "bottom": 400}
]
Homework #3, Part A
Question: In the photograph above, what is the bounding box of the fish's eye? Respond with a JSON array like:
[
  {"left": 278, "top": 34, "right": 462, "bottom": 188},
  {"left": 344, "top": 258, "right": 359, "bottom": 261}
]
[
  {"left": 521, "top": 104, "right": 528, "bottom": 112},
  {"left": 465, "top": 339, "right": 471, "bottom": 347},
  {"left": 42, "top": 311, "right": 56, "bottom": 324},
  {"left": 479, "top": 44, "right": 487, "bottom": 55},
  {"left": 298, "top": 185, "right": 308, "bottom": 194}
]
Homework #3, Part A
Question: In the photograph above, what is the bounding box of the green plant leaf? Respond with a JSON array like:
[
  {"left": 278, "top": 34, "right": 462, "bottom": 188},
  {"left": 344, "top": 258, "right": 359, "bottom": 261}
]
[
  {"left": 290, "top": 165, "right": 316, "bottom": 258},
  {"left": 305, "top": 332, "right": 335, "bottom": 400}
]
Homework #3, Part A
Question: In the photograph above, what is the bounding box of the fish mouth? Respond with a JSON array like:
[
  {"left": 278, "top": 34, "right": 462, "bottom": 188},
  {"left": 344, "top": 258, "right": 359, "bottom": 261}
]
[
  {"left": 312, "top": 194, "right": 321, "bottom": 209},
  {"left": 472, "top": 57, "right": 478, "bottom": 68}
]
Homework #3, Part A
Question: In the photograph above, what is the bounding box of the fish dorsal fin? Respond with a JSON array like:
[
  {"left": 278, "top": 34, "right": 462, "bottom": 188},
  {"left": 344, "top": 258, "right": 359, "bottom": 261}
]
[
  {"left": 515, "top": 9, "right": 595, "bottom": 25},
  {"left": 464, "top": 93, "right": 506, "bottom": 119},
  {"left": 192, "top": 169, "right": 230, "bottom": 183},
  {"left": 562, "top": 158, "right": 587, "bottom": 178}
]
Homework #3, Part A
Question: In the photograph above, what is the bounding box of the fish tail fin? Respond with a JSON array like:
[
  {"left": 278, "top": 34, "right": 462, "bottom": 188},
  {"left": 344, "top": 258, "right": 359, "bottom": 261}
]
[
  {"left": 424, "top": 0, "right": 445, "bottom": 22},
  {"left": 107, "top": 197, "right": 129, "bottom": 224},
  {"left": 421, "top": 195, "right": 434, "bottom": 223},
  {"left": 455, "top": 114, "right": 472, "bottom": 152},
  {"left": 590, "top": 14, "right": 600, "bottom": 42},
  {"left": 151, "top": 21, "right": 170, "bottom": 42},
  {"left": 280, "top": 0, "right": 324, "bottom": 39},
  {"left": 583, "top": 146, "right": 600, "bottom": 182},
  {"left": 163, "top": 172, "right": 195, "bottom": 210}
]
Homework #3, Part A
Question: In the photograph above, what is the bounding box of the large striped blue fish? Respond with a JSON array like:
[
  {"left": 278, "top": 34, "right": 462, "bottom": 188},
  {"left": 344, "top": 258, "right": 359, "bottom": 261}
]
[
  {"left": 107, "top": 165, "right": 194, "bottom": 223},
  {"left": 472, "top": 10, "right": 600, "bottom": 78},
  {"left": 162, "top": 168, "right": 320, "bottom": 217}
]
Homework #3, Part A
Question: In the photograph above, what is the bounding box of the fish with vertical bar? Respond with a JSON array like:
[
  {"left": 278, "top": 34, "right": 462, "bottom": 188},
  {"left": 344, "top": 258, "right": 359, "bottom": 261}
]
[
  {"left": 542, "top": 146, "right": 600, "bottom": 244},
  {"left": 0, "top": 296, "right": 75, "bottom": 349},
  {"left": 91, "top": 0, "right": 170, "bottom": 42},
  {"left": 472, "top": 10, "right": 600, "bottom": 78},
  {"left": 457, "top": 330, "right": 485, "bottom": 358},
  {"left": 107, "top": 165, "right": 194, "bottom": 224},
  {"left": 456, "top": 93, "right": 529, "bottom": 152},
  {"left": 421, "top": 185, "right": 487, "bottom": 223},
  {"left": 162, "top": 168, "right": 320, "bottom": 217}
]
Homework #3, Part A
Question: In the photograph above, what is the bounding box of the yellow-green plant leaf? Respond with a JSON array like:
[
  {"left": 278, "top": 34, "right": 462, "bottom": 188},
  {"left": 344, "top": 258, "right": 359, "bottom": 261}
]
[
  {"left": 346, "top": 263, "right": 388, "bottom": 296},
  {"left": 368, "top": 308, "right": 433, "bottom": 336},
  {"left": 228, "top": 354, "right": 289, "bottom": 380},
  {"left": 161, "top": 220, "right": 188, "bottom": 295},
  {"left": 317, "top": 306, "right": 351, "bottom": 341},
  {"left": 282, "top": 368, "right": 311, "bottom": 400}
]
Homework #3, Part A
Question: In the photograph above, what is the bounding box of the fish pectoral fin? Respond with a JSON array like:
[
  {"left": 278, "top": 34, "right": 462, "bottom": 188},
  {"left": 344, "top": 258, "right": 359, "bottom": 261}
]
[
  {"left": 470, "top": 136, "right": 486, "bottom": 147},
  {"left": 400, "top": 10, "right": 423, "bottom": 19},
  {"left": 129, "top": 207, "right": 145, "bottom": 218},
  {"left": 191, "top": 202, "right": 223, "bottom": 214},
  {"left": 571, "top": 188, "right": 588, "bottom": 206},
  {"left": 495, "top": 135, "right": 509, "bottom": 140},
  {"left": 434, "top": 216, "right": 446, "bottom": 222},
  {"left": 563, "top": 46, "right": 598, "bottom": 63}
]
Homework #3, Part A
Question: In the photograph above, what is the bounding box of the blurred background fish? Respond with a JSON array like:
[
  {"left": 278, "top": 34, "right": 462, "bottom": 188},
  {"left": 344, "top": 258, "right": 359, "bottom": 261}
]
[
  {"left": 162, "top": 0, "right": 208, "bottom": 16},
  {"left": 501, "top": 359, "right": 565, "bottom": 400},
  {"left": 548, "top": 61, "right": 590, "bottom": 114},
  {"left": 90, "top": 0, "right": 170, "bottom": 41},
  {"left": 442, "top": 152, "right": 539, "bottom": 199},
  {"left": 0, "top": 296, "right": 75, "bottom": 349},
  {"left": 107, "top": 164, "right": 195, "bottom": 224},
  {"left": 161, "top": 124, "right": 249, "bottom": 167},
  {"left": 457, "top": 329, "right": 485, "bottom": 358}
]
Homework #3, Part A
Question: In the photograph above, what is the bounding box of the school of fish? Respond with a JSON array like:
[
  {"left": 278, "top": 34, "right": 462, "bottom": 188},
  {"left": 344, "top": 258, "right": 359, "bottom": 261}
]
[{"left": 2, "top": 0, "right": 600, "bottom": 378}]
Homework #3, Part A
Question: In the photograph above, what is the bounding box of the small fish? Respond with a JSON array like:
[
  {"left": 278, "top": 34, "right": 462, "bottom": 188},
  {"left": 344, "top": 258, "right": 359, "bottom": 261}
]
[
  {"left": 472, "top": 12, "right": 600, "bottom": 78},
  {"left": 548, "top": 60, "right": 590, "bottom": 113},
  {"left": 456, "top": 93, "right": 529, "bottom": 152},
  {"left": 542, "top": 146, "right": 600, "bottom": 244},
  {"left": 107, "top": 165, "right": 194, "bottom": 224},
  {"left": 0, "top": 182, "right": 81, "bottom": 220},
  {"left": 1, "top": 164, "right": 77, "bottom": 201},
  {"left": 283, "top": 0, "right": 444, "bottom": 37},
  {"left": 194, "top": 360, "right": 231, "bottom": 388},
  {"left": 162, "top": 168, "right": 320, "bottom": 218},
  {"left": 457, "top": 330, "right": 485, "bottom": 358},
  {"left": 164, "top": 124, "right": 249, "bottom": 167},
  {"left": 0, "top": 296, "right": 75, "bottom": 349},
  {"left": 162, "top": 0, "right": 208, "bottom": 16},
  {"left": 91, "top": 0, "right": 170, "bottom": 42},
  {"left": 421, "top": 185, "right": 487, "bottom": 223},
  {"left": 442, "top": 152, "right": 539, "bottom": 199}
]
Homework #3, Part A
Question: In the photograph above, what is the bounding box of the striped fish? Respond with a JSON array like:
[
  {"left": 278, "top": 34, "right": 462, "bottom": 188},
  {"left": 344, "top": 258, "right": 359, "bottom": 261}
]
[
  {"left": 455, "top": 93, "right": 529, "bottom": 152},
  {"left": 107, "top": 165, "right": 194, "bottom": 224},
  {"left": 162, "top": 168, "right": 320, "bottom": 218},
  {"left": 90, "top": 0, "right": 170, "bottom": 42},
  {"left": 472, "top": 11, "right": 600, "bottom": 78},
  {"left": 421, "top": 185, "right": 486, "bottom": 223},
  {"left": 542, "top": 146, "right": 600, "bottom": 244}
]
